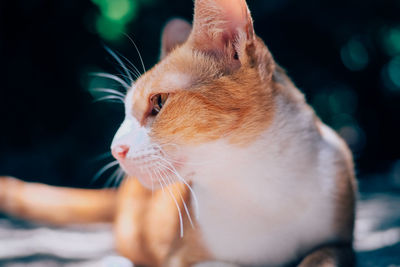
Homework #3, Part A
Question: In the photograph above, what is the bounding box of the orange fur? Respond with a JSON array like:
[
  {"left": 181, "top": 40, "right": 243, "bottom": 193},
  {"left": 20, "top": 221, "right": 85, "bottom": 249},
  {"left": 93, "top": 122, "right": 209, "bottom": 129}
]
[
  {"left": 0, "top": 175, "right": 209, "bottom": 266},
  {"left": 0, "top": 176, "right": 116, "bottom": 224},
  {"left": 133, "top": 36, "right": 276, "bottom": 146}
]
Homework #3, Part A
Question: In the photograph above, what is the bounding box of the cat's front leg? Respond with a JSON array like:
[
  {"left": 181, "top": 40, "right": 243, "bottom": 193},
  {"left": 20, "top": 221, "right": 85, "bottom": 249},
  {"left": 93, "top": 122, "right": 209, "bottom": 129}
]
[{"left": 297, "top": 244, "right": 355, "bottom": 267}]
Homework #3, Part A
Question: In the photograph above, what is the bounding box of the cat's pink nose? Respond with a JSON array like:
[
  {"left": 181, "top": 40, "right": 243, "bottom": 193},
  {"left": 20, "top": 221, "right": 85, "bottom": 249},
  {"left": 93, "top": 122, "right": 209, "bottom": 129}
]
[{"left": 112, "top": 145, "right": 129, "bottom": 160}]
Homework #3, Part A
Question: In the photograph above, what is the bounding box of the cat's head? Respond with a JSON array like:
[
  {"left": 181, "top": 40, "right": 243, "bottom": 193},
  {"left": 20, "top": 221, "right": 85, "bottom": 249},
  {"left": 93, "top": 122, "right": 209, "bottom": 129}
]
[{"left": 111, "top": 0, "right": 277, "bottom": 189}]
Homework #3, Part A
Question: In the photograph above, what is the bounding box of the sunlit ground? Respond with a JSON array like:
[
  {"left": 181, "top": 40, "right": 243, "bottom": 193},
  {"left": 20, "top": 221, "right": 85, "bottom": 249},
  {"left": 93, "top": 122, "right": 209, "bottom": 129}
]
[{"left": 0, "top": 174, "right": 399, "bottom": 267}]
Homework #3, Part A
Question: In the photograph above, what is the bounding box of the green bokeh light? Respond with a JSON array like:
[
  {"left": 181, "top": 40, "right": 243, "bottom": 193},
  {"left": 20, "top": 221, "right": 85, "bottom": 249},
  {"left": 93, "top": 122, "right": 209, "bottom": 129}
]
[
  {"left": 91, "top": 0, "right": 140, "bottom": 41},
  {"left": 96, "top": 16, "right": 126, "bottom": 41},
  {"left": 387, "top": 56, "right": 400, "bottom": 88},
  {"left": 312, "top": 86, "right": 359, "bottom": 132},
  {"left": 93, "top": 0, "right": 138, "bottom": 22},
  {"left": 341, "top": 38, "right": 369, "bottom": 71},
  {"left": 382, "top": 26, "right": 400, "bottom": 56},
  {"left": 312, "top": 92, "right": 330, "bottom": 122},
  {"left": 328, "top": 89, "right": 358, "bottom": 115},
  {"left": 331, "top": 113, "right": 356, "bottom": 131}
]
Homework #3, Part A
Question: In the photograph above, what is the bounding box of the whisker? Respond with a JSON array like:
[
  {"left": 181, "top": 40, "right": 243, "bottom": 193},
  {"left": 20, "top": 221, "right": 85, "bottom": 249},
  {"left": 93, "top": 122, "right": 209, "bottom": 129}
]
[
  {"left": 94, "top": 95, "right": 125, "bottom": 103},
  {"left": 104, "top": 167, "right": 121, "bottom": 188},
  {"left": 92, "top": 161, "right": 120, "bottom": 184},
  {"left": 154, "top": 168, "right": 166, "bottom": 194},
  {"left": 151, "top": 144, "right": 211, "bottom": 166},
  {"left": 113, "top": 168, "right": 125, "bottom": 187},
  {"left": 90, "top": 88, "right": 126, "bottom": 98},
  {"left": 115, "top": 51, "right": 142, "bottom": 80},
  {"left": 124, "top": 34, "right": 146, "bottom": 73},
  {"left": 148, "top": 168, "right": 155, "bottom": 197},
  {"left": 155, "top": 154, "right": 210, "bottom": 166},
  {"left": 109, "top": 168, "right": 125, "bottom": 188},
  {"left": 104, "top": 45, "right": 134, "bottom": 84},
  {"left": 158, "top": 170, "right": 184, "bottom": 238},
  {"left": 151, "top": 155, "right": 199, "bottom": 219},
  {"left": 89, "top": 72, "right": 130, "bottom": 90},
  {"left": 159, "top": 167, "right": 195, "bottom": 229}
]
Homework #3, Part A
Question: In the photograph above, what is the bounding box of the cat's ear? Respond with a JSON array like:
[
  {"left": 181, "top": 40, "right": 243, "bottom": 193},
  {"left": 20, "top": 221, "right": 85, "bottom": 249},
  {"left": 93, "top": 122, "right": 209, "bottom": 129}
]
[
  {"left": 190, "top": 0, "right": 254, "bottom": 58},
  {"left": 161, "top": 18, "right": 192, "bottom": 59}
]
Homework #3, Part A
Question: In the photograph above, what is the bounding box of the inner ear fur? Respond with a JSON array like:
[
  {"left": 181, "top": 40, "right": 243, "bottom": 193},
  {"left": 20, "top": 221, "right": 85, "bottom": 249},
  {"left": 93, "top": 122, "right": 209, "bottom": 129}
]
[
  {"left": 190, "top": 0, "right": 254, "bottom": 54},
  {"left": 161, "top": 18, "right": 192, "bottom": 59}
]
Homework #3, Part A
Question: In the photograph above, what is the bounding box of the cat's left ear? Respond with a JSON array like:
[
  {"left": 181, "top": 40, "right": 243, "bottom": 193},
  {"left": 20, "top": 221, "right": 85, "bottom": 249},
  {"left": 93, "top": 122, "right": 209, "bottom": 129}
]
[
  {"left": 190, "top": 0, "right": 255, "bottom": 60},
  {"left": 161, "top": 18, "right": 192, "bottom": 59}
]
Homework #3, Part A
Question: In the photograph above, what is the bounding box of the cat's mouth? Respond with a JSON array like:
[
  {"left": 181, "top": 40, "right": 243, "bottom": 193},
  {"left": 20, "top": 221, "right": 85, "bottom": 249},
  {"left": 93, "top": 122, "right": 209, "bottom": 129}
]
[
  {"left": 110, "top": 116, "right": 187, "bottom": 190},
  {"left": 114, "top": 150, "right": 186, "bottom": 190}
]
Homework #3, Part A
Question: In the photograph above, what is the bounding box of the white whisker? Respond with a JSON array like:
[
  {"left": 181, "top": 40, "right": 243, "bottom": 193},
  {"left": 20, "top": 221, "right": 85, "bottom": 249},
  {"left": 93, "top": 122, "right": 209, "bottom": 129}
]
[
  {"left": 160, "top": 154, "right": 209, "bottom": 166},
  {"left": 159, "top": 167, "right": 195, "bottom": 229},
  {"left": 104, "top": 167, "right": 121, "bottom": 188},
  {"left": 115, "top": 51, "right": 142, "bottom": 80},
  {"left": 92, "top": 161, "right": 120, "bottom": 183},
  {"left": 158, "top": 171, "right": 184, "bottom": 238},
  {"left": 154, "top": 168, "right": 166, "bottom": 194},
  {"left": 151, "top": 155, "right": 199, "bottom": 219},
  {"left": 94, "top": 95, "right": 125, "bottom": 103},
  {"left": 90, "top": 88, "right": 126, "bottom": 98},
  {"left": 151, "top": 144, "right": 210, "bottom": 166},
  {"left": 124, "top": 34, "right": 146, "bottom": 73},
  {"left": 112, "top": 168, "right": 125, "bottom": 188},
  {"left": 148, "top": 168, "right": 155, "bottom": 197},
  {"left": 89, "top": 72, "right": 130, "bottom": 90},
  {"left": 104, "top": 46, "right": 134, "bottom": 84}
]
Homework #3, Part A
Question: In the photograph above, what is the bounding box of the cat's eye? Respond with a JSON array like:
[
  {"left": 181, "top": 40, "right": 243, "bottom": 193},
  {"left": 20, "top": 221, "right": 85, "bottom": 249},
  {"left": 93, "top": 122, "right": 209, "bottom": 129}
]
[{"left": 150, "top": 93, "right": 169, "bottom": 115}]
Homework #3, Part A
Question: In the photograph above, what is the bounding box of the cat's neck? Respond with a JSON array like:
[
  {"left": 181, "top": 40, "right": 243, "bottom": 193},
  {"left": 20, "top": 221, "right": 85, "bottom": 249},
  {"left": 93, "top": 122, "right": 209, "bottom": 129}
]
[{"left": 189, "top": 79, "right": 320, "bottom": 187}]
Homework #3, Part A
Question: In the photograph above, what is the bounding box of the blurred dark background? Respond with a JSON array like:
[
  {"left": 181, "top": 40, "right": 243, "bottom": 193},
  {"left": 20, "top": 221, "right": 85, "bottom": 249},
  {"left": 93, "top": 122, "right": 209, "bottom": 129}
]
[{"left": 0, "top": 0, "right": 400, "bottom": 189}]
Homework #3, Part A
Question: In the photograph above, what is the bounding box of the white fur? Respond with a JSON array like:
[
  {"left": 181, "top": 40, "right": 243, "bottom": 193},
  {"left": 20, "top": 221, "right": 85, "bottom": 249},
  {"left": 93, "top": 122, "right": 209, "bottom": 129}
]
[
  {"left": 111, "top": 88, "right": 152, "bottom": 157},
  {"left": 111, "top": 88, "right": 163, "bottom": 189},
  {"left": 180, "top": 92, "right": 343, "bottom": 266},
  {"left": 163, "top": 72, "right": 191, "bottom": 90}
]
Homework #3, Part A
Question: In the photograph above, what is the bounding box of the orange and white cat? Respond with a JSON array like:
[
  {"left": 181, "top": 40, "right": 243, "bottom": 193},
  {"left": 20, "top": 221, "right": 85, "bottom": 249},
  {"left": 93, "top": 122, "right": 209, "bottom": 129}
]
[{"left": 0, "top": 0, "right": 356, "bottom": 266}]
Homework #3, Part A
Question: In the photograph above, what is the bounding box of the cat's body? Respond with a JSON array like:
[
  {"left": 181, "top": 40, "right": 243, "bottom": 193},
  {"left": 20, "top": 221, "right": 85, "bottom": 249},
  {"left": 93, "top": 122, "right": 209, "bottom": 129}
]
[
  {"left": 190, "top": 91, "right": 354, "bottom": 266},
  {"left": 0, "top": 0, "right": 356, "bottom": 266}
]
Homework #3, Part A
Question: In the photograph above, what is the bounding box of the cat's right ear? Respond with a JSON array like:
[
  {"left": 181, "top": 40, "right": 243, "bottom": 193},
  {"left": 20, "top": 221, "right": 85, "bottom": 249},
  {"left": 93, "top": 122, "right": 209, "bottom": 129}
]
[
  {"left": 161, "top": 18, "right": 192, "bottom": 59},
  {"left": 190, "top": 0, "right": 254, "bottom": 58}
]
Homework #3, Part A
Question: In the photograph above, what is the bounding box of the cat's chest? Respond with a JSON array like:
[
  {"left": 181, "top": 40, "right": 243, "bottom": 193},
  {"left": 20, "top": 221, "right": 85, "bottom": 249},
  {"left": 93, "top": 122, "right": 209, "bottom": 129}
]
[{"left": 193, "top": 176, "right": 335, "bottom": 266}]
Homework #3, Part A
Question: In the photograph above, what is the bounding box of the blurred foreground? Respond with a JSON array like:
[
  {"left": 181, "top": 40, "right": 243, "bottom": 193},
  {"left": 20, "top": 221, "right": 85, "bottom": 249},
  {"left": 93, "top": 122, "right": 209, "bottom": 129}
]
[{"left": 0, "top": 174, "right": 399, "bottom": 267}]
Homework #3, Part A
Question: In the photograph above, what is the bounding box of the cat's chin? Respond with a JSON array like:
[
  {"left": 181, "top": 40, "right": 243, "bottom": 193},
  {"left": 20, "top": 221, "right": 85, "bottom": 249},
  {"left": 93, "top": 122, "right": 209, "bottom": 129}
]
[
  {"left": 136, "top": 175, "right": 161, "bottom": 190},
  {"left": 119, "top": 162, "right": 177, "bottom": 190}
]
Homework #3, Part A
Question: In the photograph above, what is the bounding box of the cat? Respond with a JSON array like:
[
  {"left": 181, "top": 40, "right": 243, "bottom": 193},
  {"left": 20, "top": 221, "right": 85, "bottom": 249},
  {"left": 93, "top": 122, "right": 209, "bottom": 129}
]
[{"left": 0, "top": 0, "right": 357, "bottom": 266}]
